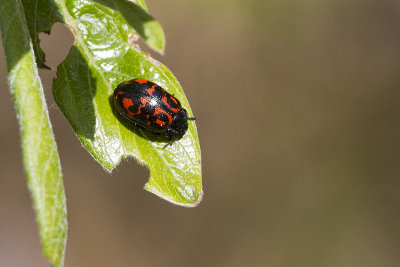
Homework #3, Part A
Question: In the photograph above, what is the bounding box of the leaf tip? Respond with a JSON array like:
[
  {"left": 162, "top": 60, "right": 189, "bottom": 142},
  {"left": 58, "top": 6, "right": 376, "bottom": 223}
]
[
  {"left": 192, "top": 189, "right": 204, "bottom": 207},
  {"left": 144, "top": 181, "right": 203, "bottom": 208}
]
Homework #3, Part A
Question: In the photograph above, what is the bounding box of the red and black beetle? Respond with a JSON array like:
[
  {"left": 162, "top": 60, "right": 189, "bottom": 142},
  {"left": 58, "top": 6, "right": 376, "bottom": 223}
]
[{"left": 113, "top": 79, "right": 195, "bottom": 148}]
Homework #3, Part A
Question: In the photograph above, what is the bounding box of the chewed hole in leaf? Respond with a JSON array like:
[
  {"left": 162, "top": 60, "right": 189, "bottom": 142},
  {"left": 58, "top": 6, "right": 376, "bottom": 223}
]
[{"left": 39, "top": 22, "right": 75, "bottom": 69}]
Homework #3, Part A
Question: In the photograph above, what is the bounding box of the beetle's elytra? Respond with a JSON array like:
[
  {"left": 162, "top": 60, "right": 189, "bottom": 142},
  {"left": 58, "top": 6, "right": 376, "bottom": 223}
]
[{"left": 113, "top": 79, "right": 195, "bottom": 148}]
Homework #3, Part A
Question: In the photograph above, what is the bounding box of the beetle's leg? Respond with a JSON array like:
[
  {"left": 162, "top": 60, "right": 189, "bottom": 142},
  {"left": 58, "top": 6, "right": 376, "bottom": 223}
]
[
  {"left": 188, "top": 117, "right": 196, "bottom": 120},
  {"left": 163, "top": 137, "right": 173, "bottom": 149}
]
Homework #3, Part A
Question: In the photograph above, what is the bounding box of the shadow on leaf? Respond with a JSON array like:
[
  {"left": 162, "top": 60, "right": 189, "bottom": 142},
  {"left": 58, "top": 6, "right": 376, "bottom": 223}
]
[
  {"left": 53, "top": 46, "right": 96, "bottom": 140},
  {"left": 92, "top": 0, "right": 155, "bottom": 42}
]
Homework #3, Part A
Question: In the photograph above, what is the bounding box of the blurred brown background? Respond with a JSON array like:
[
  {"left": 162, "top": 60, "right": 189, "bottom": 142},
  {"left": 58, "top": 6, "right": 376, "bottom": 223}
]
[{"left": 1, "top": 0, "right": 400, "bottom": 266}]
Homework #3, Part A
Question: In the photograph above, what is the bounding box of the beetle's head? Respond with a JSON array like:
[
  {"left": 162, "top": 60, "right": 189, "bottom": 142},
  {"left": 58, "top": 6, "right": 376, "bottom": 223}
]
[{"left": 168, "top": 109, "right": 189, "bottom": 139}]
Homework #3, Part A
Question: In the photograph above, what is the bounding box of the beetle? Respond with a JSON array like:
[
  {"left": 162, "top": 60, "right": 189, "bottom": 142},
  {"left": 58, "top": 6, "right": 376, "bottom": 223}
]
[{"left": 113, "top": 79, "right": 195, "bottom": 148}]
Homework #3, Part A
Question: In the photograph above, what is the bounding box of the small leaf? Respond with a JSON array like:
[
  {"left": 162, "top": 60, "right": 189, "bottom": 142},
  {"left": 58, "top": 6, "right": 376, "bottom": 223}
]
[
  {"left": 53, "top": 0, "right": 202, "bottom": 206},
  {"left": 92, "top": 0, "right": 165, "bottom": 52},
  {"left": 0, "top": 0, "right": 67, "bottom": 266}
]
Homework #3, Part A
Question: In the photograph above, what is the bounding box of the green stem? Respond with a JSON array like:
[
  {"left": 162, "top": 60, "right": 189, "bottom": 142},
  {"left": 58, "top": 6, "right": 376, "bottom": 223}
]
[{"left": 0, "top": 0, "right": 67, "bottom": 266}]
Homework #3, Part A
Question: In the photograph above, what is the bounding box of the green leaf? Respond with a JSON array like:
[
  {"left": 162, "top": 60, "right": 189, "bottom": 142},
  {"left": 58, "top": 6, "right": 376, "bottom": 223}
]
[
  {"left": 0, "top": 0, "right": 67, "bottom": 266},
  {"left": 52, "top": 0, "right": 202, "bottom": 206},
  {"left": 21, "top": 0, "right": 163, "bottom": 69},
  {"left": 21, "top": 0, "right": 63, "bottom": 68},
  {"left": 91, "top": 0, "right": 165, "bottom": 53}
]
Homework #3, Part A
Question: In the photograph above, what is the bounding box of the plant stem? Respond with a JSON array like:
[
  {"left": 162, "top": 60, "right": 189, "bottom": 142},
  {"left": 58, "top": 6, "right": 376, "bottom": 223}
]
[{"left": 0, "top": 0, "right": 67, "bottom": 266}]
